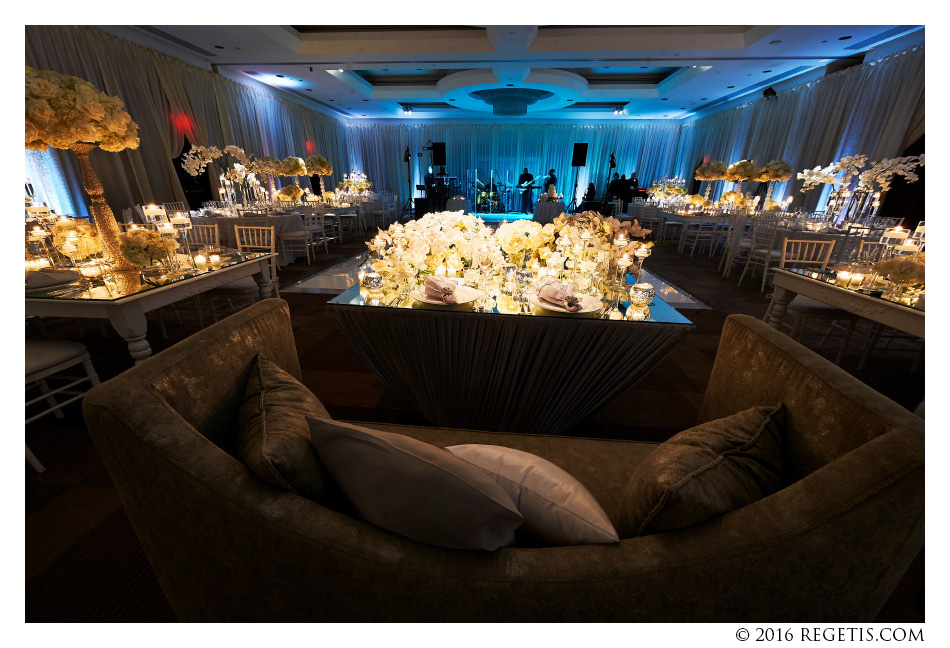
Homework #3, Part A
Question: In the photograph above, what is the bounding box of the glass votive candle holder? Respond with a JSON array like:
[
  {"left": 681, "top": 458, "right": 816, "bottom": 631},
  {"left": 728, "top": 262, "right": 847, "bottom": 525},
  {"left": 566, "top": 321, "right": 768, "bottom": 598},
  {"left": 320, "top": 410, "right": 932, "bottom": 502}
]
[
  {"left": 194, "top": 254, "right": 208, "bottom": 270},
  {"left": 362, "top": 271, "right": 383, "bottom": 291},
  {"left": 209, "top": 254, "right": 222, "bottom": 270},
  {"left": 625, "top": 305, "right": 651, "bottom": 321},
  {"left": 462, "top": 268, "right": 480, "bottom": 286},
  {"left": 835, "top": 270, "right": 852, "bottom": 287},
  {"left": 629, "top": 282, "right": 655, "bottom": 306}
]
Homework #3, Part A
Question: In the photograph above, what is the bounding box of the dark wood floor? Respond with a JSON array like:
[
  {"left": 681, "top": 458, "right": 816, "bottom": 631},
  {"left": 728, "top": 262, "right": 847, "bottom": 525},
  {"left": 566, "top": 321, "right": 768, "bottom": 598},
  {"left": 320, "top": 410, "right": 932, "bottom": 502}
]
[{"left": 24, "top": 236, "right": 925, "bottom": 622}]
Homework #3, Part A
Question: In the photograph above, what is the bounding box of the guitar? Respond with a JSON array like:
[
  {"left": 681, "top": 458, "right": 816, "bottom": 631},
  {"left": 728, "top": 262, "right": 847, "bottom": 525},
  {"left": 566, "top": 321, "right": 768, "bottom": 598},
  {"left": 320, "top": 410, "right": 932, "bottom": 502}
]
[{"left": 516, "top": 180, "right": 537, "bottom": 194}]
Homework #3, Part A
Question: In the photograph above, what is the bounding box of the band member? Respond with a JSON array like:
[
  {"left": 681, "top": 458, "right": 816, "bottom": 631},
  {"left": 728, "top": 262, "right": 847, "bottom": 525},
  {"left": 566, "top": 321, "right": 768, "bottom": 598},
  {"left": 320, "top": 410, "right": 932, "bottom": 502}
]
[
  {"left": 543, "top": 169, "right": 557, "bottom": 192},
  {"left": 518, "top": 168, "right": 535, "bottom": 213},
  {"left": 606, "top": 172, "right": 622, "bottom": 201},
  {"left": 583, "top": 182, "right": 597, "bottom": 201}
]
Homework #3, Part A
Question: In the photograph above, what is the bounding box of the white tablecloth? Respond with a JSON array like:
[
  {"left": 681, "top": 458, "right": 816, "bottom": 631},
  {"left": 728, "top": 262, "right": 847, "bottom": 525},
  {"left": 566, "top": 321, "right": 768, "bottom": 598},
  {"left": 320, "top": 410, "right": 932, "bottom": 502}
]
[{"left": 533, "top": 201, "right": 566, "bottom": 225}]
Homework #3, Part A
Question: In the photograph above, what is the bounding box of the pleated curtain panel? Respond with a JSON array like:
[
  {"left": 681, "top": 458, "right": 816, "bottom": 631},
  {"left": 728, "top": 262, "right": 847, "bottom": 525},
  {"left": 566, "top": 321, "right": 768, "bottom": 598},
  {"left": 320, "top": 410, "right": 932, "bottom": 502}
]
[{"left": 25, "top": 25, "right": 924, "bottom": 216}]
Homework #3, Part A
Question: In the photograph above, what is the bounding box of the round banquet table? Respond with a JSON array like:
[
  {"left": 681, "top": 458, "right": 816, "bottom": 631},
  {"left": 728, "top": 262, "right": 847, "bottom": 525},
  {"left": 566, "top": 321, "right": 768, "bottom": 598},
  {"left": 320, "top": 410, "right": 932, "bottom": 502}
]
[
  {"left": 533, "top": 200, "right": 566, "bottom": 225},
  {"left": 445, "top": 197, "right": 469, "bottom": 213},
  {"left": 198, "top": 213, "right": 305, "bottom": 266}
]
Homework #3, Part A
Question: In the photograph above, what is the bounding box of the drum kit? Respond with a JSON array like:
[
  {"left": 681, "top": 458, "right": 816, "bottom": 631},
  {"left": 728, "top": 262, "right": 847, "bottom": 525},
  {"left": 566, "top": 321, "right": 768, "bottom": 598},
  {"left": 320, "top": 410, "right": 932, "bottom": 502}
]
[{"left": 472, "top": 172, "right": 542, "bottom": 213}]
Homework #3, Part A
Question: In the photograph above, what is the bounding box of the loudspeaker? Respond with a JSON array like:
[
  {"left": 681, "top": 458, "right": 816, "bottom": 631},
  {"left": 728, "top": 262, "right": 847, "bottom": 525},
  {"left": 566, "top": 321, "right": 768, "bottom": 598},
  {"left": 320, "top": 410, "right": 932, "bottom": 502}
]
[
  {"left": 571, "top": 143, "right": 589, "bottom": 167},
  {"left": 414, "top": 198, "right": 429, "bottom": 218},
  {"left": 431, "top": 142, "right": 446, "bottom": 167}
]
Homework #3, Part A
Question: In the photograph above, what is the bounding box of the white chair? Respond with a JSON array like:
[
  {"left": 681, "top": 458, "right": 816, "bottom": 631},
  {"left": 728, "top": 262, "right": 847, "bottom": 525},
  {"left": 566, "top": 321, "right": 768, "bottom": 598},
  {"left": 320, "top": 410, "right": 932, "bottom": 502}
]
[
  {"left": 26, "top": 339, "right": 101, "bottom": 472},
  {"left": 764, "top": 239, "right": 858, "bottom": 365},
  {"left": 719, "top": 214, "right": 751, "bottom": 278},
  {"left": 205, "top": 226, "right": 276, "bottom": 320},
  {"left": 302, "top": 213, "right": 331, "bottom": 254},
  {"left": 738, "top": 217, "right": 781, "bottom": 291},
  {"left": 163, "top": 201, "right": 188, "bottom": 214},
  {"left": 680, "top": 213, "right": 723, "bottom": 257},
  {"left": 189, "top": 223, "right": 220, "bottom": 249},
  {"left": 279, "top": 228, "right": 313, "bottom": 265}
]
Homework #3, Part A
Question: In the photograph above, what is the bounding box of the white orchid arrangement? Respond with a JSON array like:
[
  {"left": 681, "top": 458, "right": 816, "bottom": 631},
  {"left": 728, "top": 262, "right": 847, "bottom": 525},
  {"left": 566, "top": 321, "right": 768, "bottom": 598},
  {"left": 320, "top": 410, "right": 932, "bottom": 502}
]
[
  {"left": 368, "top": 211, "right": 501, "bottom": 279},
  {"left": 25, "top": 66, "right": 141, "bottom": 153},
  {"left": 181, "top": 145, "right": 222, "bottom": 176},
  {"left": 545, "top": 211, "right": 652, "bottom": 266},
  {"left": 857, "top": 156, "right": 924, "bottom": 192}
]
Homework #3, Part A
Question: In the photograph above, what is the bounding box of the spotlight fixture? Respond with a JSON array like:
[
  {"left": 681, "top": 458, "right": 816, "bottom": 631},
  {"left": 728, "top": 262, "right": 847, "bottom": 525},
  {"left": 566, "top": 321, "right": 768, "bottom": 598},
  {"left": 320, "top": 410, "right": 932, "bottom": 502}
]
[
  {"left": 613, "top": 106, "right": 625, "bottom": 115},
  {"left": 763, "top": 86, "right": 778, "bottom": 101},
  {"left": 404, "top": 105, "right": 412, "bottom": 114}
]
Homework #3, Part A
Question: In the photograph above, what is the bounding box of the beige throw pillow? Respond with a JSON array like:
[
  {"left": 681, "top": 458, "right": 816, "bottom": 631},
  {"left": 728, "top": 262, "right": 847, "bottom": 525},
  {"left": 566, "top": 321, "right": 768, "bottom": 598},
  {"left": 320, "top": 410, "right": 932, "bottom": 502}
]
[
  {"left": 237, "top": 356, "right": 334, "bottom": 503},
  {"left": 446, "top": 444, "right": 619, "bottom": 546},
  {"left": 308, "top": 418, "right": 523, "bottom": 551}
]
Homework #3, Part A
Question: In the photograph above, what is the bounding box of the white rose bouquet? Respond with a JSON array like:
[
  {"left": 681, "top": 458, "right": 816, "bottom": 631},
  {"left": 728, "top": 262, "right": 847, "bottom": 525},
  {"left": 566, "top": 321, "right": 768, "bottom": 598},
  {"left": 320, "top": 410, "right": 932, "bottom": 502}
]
[
  {"left": 25, "top": 66, "right": 140, "bottom": 152},
  {"left": 118, "top": 229, "right": 179, "bottom": 267},
  {"left": 305, "top": 154, "right": 333, "bottom": 176},
  {"left": 694, "top": 161, "right": 728, "bottom": 181},
  {"left": 873, "top": 258, "right": 924, "bottom": 286},
  {"left": 277, "top": 184, "right": 303, "bottom": 202},
  {"left": 279, "top": 156, "right": 307, "bottom": 177},
  {"left": 757, "top": 160, "right": 793, "bottom": 182},
  {"left": 725, "top": 159, "right": 758, "bottom": 182}
]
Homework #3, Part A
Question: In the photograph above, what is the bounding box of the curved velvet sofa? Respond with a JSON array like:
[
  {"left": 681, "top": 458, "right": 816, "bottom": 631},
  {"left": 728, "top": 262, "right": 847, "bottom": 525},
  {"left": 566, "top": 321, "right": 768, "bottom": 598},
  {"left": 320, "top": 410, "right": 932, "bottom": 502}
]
[{"left": 82, "top": 299, "right": 924, "bottom": 622}]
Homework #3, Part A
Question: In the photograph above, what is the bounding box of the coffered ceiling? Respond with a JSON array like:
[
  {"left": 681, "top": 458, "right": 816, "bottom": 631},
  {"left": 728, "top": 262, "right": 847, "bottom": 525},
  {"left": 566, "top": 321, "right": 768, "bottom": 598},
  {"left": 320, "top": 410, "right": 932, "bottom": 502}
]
[{"left": 128, "top": 24, "right": 924, "bottom": 121}]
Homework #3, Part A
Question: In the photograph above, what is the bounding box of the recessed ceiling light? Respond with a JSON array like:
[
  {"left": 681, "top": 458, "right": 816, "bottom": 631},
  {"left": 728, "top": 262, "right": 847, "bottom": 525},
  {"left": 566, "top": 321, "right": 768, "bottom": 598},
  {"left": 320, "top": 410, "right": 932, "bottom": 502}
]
[
  {"left": 821, "top": 40, "right": 828, "bottom": 43},
  {"left": 361, "top": 114, "right": 366, "bottom": 117},
  {"left": 763, "top": 70, "right": 772, "bottom": 73},
  {"left": 363, "top": 99, "right": 369, "bottom": 101},
  {"left": 727, "top": 85, "right": 735, "bottom": 88},
  {"left": 506, "top": 83, "right": 514, "bottom": 87},
  {"left": 449, "top": 98, "right": 456, "bottom": 101},
  {"left": 679, "top": 107, "right": 686, "bottom": 109},
  {"left": 276, "top": 74, "right": 284, "bottom": 78},
  {"left": 567, "top": 99, "right": 573, "bottom": 101},
  {"left": 305, "top": 89, "right": 312, "bottom": 92},
  {"left": 213, "top": 45, "right": 224, "bottom": 49},
  {"left": 641, "top": 66, "right": 647, "bottom": 69},
  {"left": 661, "top": 98, "right": 668, "bottom": 101},
  {"left": 770, "top": 40, "right": 782, "bottom": 44},
  {"left": 838, "top": 35, "right": 852, "bottom": 41},
  {"left": 329, "top": 99, "right": 335, "bottom": 102}
]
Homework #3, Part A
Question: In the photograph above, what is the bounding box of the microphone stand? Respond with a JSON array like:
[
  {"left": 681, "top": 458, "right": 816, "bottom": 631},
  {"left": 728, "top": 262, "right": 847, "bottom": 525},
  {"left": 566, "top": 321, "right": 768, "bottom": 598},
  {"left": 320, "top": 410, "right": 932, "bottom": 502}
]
[
  {"left": 400, "top": 146, "right": 413, "bottom": 220},
  {"left": 603, "top": 153, "right": 616, "bottom": 216},
  {"left": 567, "top": 165, "right": 580, "bottom": 214}
]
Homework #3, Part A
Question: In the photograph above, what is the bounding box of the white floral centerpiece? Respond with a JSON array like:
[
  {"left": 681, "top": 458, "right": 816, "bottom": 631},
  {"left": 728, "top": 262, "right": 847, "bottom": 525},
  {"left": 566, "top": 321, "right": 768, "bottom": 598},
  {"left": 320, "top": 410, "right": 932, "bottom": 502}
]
[
  {"left": 367, "top": 211, "right": 500, "bottom": 279},
  {"left": 755, "top": 160, "right": 793, "bottom": 209},
  {"left": 118, "top": 228, "right": 179, "bottom": 266},
  {"left": 305, "top": 154, "right": 334, "bottom": 198},
  {"left": 277, "top": 184, "right": 303, "bottom": 203},
  {"left": 25, "top": 65, "right": 142, "bottom": 289},
  {"left": 694, "top": 161, "right": 728, "bottom": 200}
]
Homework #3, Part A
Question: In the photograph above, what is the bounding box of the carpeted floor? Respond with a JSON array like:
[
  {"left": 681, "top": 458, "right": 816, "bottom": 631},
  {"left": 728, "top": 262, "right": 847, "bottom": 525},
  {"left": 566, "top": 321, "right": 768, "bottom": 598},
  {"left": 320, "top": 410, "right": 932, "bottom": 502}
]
[{"left": 24, "top": 237, "right": 925, "bottom": 622}]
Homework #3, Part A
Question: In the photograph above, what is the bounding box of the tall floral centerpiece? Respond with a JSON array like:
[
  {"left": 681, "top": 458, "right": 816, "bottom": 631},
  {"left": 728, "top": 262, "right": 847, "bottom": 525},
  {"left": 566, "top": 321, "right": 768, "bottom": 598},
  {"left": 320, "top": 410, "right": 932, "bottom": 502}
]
[
  {"left": 694, "top": 161, "right": 728, "bottom": 201},
  {"left": 181, "top": 144, "right": 254, "bottom": 204},
  {"left": 755, "top": 160, "right": 793, "bottom": 210},
  {"left": 251, "top": 156, "right": 282, "bottom": 199},
  {"left": 725, "top": 159, "right": 758, "bottom": 197},
  {"left": 305, "top": 154, "right": 333, "bottom": 198},
  {"left": 26, "top": 65, "right": 142, "bottom": 290}
]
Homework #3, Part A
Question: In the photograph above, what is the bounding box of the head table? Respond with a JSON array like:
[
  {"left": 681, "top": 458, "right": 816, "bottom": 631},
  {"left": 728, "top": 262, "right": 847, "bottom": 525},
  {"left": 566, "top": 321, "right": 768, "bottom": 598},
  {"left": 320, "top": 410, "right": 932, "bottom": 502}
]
[
  {"left": 328, "top": 281, "right": 693, "bottom": 435},
  {"left": 25, "top": 251, "right": 277, "bottom": 364}
]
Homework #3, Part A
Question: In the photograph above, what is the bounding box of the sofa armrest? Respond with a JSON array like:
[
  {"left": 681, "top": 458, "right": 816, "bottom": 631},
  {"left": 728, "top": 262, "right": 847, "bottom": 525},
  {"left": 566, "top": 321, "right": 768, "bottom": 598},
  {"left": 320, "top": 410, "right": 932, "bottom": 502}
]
[{"left": 699, "top": 315, "right": 924, "bottom": 477}]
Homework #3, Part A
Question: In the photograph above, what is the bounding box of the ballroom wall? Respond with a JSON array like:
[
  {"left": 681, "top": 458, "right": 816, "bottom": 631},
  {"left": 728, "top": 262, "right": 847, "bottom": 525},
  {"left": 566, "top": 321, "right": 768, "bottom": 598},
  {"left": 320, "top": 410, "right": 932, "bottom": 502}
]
[{"left": 25, "top": 25, "right": 924, "bottom": 215}]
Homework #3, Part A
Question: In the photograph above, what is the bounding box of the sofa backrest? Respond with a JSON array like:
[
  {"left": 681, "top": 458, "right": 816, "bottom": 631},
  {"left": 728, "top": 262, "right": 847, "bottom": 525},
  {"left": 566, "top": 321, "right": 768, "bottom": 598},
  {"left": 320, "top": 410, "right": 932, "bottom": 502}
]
[
  {"left": 700, "top": 315, "right": 924, "bottom": 480},
  {"left": 93, "top": 299, "right": 300, "bottom": 453}
]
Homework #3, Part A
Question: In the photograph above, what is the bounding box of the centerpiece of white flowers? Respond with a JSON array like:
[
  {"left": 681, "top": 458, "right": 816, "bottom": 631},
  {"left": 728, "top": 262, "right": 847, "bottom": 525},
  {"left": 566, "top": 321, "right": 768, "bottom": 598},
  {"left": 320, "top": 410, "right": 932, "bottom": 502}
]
[
  {"left": 26, "top": 65, "right": 142, "bottom": 290},
  {"left": 693, "top": 161, "right": 728, "bottom": 200},
  {"left": 797, "top": 153, "right": 923, "bottom": 222},
  {"left": 755, "top": 160, "right": 793, "bottom": 210},
  {"left": 118, "top": 228, "right": 180, "bottom": 267}
]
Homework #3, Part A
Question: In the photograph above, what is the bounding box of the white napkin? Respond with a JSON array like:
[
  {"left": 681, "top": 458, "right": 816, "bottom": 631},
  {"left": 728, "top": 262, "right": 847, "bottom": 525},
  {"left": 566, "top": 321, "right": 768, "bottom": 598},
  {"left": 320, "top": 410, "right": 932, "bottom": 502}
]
[
  {"left": 536, "top": 276, "right": 582, "bottom": 312},
  {"left": 424, "top": 275, "right": 458, "bottom": 304},
  {"left": 26, "top": 269, "right": 81, "bottom": 291}
]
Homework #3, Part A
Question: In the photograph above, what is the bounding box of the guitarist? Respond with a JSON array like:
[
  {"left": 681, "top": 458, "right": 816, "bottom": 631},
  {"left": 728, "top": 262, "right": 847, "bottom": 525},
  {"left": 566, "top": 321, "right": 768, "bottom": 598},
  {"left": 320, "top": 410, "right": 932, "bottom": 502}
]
[{"left": 517, "top": 168, "right": 536, "bottom": 214}]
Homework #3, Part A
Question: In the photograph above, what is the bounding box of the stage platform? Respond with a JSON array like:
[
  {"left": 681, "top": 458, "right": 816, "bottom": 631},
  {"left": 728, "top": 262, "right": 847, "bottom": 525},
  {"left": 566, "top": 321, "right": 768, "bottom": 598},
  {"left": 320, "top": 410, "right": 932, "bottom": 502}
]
[{"left": 474, "top": 211, "right": 534, "bottom": 223}]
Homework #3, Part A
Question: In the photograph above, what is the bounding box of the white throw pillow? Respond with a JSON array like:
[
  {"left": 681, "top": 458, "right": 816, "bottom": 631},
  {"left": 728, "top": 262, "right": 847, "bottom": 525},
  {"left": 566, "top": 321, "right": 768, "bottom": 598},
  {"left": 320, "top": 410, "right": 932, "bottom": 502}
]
[{"left": 445, "top": 444, "right": 619, "bottom": 546}]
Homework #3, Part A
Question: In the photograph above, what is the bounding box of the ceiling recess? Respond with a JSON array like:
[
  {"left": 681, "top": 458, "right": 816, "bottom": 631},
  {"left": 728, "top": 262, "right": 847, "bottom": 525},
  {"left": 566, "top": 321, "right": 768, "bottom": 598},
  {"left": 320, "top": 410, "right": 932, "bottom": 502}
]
[{"left": 470, "top": 88, "right": 554, "bottom": 116}]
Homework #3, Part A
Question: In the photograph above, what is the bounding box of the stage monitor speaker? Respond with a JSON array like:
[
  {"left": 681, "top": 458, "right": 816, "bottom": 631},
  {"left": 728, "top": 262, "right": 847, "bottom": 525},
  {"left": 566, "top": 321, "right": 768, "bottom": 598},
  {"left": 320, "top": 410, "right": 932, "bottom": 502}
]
[
  {"left": 431, "top": 142, "right": 446, "bottom": 166},
  {"left": 571, "top": 143, "right": 589, "bottom": 167},
  {"left": 414, "top": 198, "right": 429, "bottom": 218}
]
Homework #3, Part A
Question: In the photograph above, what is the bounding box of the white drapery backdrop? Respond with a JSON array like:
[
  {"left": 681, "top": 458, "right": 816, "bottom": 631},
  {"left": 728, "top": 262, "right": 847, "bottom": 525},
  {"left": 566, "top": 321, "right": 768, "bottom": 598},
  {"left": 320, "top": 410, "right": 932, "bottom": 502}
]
[{"left": 25, "top": 25, "right": 922, "bottom": 216}]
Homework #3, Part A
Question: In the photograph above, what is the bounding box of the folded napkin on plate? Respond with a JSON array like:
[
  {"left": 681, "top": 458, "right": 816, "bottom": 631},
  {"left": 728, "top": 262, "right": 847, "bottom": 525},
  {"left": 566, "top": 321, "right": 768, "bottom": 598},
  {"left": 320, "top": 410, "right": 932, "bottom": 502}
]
[
  {"left": 26, "top": 269, "right": 82, "bottom": 291},
  {"left": 423, "top": 274, "right": 458, "bottom": 304},
  {"left": 536, "top": 276, "right": 582, "bottom": 312}
]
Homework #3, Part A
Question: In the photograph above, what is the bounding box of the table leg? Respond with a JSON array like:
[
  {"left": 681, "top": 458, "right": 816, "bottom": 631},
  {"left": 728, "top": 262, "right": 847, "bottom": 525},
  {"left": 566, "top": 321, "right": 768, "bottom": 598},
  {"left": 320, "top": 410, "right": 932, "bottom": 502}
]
[
  {"left": 764, "top": 286, "right": 794, "bottom": 331},
  {"left": 254, "top": 261, "right": 279, "bottom": 298},
  {"left": 107, "top": 305, "right": 152, "bottom": 364}
]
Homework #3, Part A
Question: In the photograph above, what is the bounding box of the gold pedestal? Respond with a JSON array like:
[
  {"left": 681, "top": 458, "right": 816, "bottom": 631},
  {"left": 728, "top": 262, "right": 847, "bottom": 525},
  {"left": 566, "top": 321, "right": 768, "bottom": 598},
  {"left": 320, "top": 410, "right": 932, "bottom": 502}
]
[{"left": 70, "top": 142, "right": 141, "bottom": 293}]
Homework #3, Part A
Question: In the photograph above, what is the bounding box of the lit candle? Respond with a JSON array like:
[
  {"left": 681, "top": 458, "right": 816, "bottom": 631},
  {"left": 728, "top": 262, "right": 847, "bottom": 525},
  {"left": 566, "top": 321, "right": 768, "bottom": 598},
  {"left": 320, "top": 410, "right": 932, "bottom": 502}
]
[
  {"left": 848, "top": 273, "right": 865, "bottom": 289},
  {"left": 25, "top": 258, "right": 50, "bottom": 272},
  {"left": 194, "top": 254, "right": 207, "bottom": 270},
  {"left": 835, "top": 270, "right": 852, "bottom": 287},
  {"left": 209, "top": 254, "right": 222, "bottom": 269}
]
